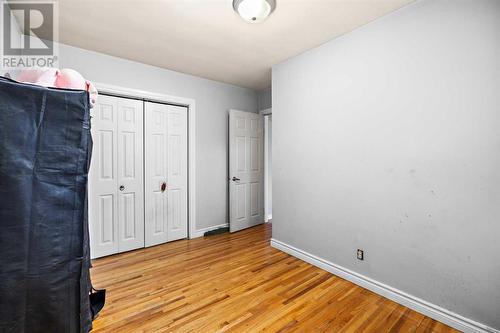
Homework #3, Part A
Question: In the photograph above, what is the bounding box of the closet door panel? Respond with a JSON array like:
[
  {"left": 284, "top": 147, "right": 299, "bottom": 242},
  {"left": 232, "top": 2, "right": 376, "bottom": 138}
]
[
  {"left": 89, "top": 95, "right": 119, "bottom": 258},
  {"left": 117, "top": 98, "right": 144, "bottom": 252},
  {"left": 145, "top": 103, "right": 169, "bottom": 246},
  {"left": 145, "top": 102, "right": 188, "bottom": 246},
  {"left": 91, "top": 97, "right": 187, "bottom": 255},
  {"left": 166, "top": 106, "right": 188, "bottom": 242}
]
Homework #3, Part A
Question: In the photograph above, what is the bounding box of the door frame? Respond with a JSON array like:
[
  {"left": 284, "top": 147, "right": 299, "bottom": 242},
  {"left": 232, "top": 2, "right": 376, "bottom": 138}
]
[
  {"left": 260, "top": 108, "right": 272, "bottom": 222},
  {"left": 94, "top": 82, "right": 197, "bottom": 239}
]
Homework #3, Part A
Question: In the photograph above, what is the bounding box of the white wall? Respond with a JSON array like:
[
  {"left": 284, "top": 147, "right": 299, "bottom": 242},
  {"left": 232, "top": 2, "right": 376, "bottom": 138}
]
[
  {"left": 53, "top": 42, "right": 257, "bottom": 232},
  {"left": 272, "top": 0, "right": 500, "bottom": 330}
]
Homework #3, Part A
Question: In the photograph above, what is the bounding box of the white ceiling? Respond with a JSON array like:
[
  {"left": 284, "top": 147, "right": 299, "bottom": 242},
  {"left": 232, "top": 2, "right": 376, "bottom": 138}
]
[{"left": 24, "top": 0, "right": 414, "bottom": 90}]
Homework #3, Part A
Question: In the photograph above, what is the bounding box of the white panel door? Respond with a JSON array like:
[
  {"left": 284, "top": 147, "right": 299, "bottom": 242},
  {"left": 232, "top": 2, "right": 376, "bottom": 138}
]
[
  {"left": 166, "top": 105, "right": 188, "bottom": 241},
  {"left": 229, "top": 110, "right": 264, "bottom": 233},
  {"left": 145, "top": 102, "right": 188, "bottom": 246},
  {"left": 89, "top": 95, "right": 144, "bottom": 258},
  {"left": 116, "top": 98, "right": 144, "bottom": 252},
  {"left": 89, "top": 95, "right": 119, "bottom": 258}
]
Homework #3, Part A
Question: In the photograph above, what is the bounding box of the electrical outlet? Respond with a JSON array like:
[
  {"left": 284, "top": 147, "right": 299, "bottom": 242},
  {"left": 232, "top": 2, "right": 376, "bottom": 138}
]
[{"left": 357, "top": 249, "right": 364, "bottom": 261}]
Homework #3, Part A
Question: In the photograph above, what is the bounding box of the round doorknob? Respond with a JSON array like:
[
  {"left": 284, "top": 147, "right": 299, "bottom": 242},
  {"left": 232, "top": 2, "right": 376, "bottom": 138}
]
[
  {"left": 119, "top": 185, "right": 125, "bottom": 191},
  {"left": 161, "top": 182, "right": 167, "bottom": 192}
]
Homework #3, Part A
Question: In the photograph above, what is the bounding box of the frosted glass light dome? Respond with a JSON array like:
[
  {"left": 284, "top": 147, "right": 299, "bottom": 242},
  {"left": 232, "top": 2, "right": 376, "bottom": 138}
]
[{"left": 233, "top": 0, "right": 276, "bottom": 23}]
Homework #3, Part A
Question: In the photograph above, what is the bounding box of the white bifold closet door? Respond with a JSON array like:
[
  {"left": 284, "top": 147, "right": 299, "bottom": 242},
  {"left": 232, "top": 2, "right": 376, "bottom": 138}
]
[
  {"left": 144, "top": 102, "right": 188, "bottom": 247},
  {"left": 89, "top": 95, "right": 144, "bottom": 258}
]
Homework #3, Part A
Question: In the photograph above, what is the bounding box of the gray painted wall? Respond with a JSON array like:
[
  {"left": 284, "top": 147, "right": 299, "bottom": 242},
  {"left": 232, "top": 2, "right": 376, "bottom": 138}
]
[
  {"left": 272, "top": 0, "right": 500, "bottom": 330},
  {"left": 257, "top": 87, "right": 272, "bottom": 110},
  {"left": 55, "top": 42, "right": 257, "bottom": 232}
]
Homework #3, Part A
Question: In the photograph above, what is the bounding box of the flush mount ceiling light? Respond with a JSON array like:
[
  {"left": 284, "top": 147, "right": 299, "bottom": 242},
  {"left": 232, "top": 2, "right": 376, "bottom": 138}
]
[{"left": 233, "top": 0, "right": 276, "bottom": 23}]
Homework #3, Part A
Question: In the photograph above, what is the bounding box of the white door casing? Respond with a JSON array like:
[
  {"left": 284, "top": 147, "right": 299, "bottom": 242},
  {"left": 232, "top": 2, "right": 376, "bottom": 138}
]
[
  {"left": 89, "top": 95, "right": 144, "bottom": 258},
  {"left": 229, "top": 110, "right": 264, "bottom": 233},
  {"left": 264, "top": 114, "right": 272, "bottom": 222},
  {"left": 145, "top": 102, "right": 188, "bottom": 246}
]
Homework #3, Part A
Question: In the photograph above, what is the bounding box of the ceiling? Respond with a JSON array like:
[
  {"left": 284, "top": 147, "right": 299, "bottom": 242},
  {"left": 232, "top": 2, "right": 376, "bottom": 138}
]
[{"left": 19, "top": 0, "right": 414, "bottom": 90}]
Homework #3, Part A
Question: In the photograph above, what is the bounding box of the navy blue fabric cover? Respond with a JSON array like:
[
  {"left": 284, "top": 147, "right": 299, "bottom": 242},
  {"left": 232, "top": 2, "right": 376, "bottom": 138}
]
[{"left": 0, "top": 77, "right": 93, "bottom": 333}]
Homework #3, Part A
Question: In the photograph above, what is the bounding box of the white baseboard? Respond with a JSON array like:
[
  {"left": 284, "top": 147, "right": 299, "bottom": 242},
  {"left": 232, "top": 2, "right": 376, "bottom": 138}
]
[
  {"left": 271, "top": 238, "right": 498, "bottom": 333},
  {"left": 190, "top": 223, "right": 228, "bottom": 239}
]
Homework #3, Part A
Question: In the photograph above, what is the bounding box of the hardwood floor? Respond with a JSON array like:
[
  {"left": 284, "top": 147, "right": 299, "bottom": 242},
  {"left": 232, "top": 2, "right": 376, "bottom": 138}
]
[{"left": 90, "top": 224, "right": 459, "bottom": 333}]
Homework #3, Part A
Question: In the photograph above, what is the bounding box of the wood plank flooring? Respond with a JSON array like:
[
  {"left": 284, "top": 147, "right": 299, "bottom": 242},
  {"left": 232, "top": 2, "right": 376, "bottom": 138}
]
[{"left": 90, "top": 224, "right": 459, "bottom": 332}]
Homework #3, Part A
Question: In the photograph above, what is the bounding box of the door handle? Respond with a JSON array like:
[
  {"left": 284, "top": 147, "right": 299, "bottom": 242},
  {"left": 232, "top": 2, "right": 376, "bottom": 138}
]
[
  {"left": 161, "top": 182, "right": 167, "bottom": 192},
  {"left": 119, "top": 185, "right": 125, "bottom": 191},
  {"left": 232, "top": 177, "right": 240, "bottom": 182}
]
